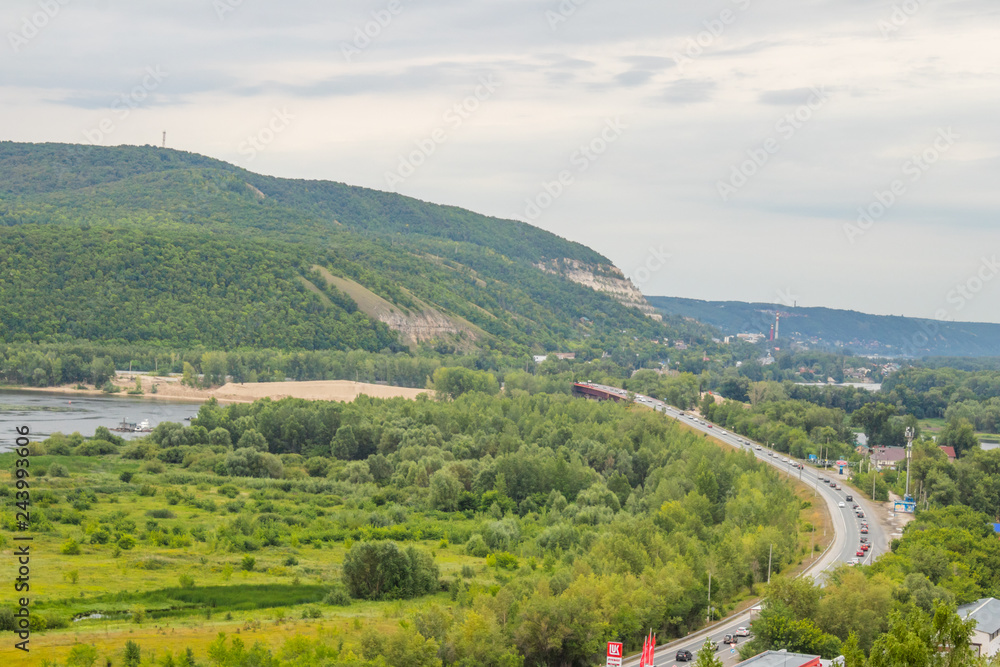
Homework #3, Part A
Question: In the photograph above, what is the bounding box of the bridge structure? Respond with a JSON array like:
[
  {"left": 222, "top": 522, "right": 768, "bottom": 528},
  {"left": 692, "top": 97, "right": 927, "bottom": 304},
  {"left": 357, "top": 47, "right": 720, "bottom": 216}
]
[{"left": 572, "top": 382, "right": 627, "bottom": 402}]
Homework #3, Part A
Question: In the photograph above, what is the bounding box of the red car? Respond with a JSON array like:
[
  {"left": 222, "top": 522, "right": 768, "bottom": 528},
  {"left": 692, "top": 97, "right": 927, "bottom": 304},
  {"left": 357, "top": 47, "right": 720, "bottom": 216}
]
[
  {"left": 861, "top": 544, "right": 869, "bottom": 551},
  {"left": 856, "top": 550, "right": 864, "bottom": 557}
]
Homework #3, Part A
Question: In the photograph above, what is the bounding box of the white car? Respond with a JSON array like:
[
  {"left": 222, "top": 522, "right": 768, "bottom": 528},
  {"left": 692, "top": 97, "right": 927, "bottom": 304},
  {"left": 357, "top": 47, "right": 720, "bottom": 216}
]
[
  {"left": 838, "top": 502, "right": 845, "bottom": 508},
  {"left": 735, "top": 627, "right": 750, "bottom": 637}
]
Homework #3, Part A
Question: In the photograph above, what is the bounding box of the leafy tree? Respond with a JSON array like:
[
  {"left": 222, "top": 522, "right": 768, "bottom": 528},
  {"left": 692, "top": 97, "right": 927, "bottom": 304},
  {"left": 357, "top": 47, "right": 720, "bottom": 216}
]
[
  {"left": 694, "top": 638, "right": 725, "bottom": 667},
  {"left": 937, "top": 418, "right": 980, "bottom": 459},
  {"left": 851, "top": 403, "right": 903, "bottom": 450},
  {"left": 123, "top": 640, "right": 141, "bottom": 667},
  {"left": 66, "top": 643, "right": 99, "bottom": 667},
  {"left": 342, "top": 541, "right": 439, "bottom": 600},
  {"left": 433, "top": 367, "right": 500, "bottom": 400},
  {"left": 740, "top": 603, "right": 841, "bottom": 659}
]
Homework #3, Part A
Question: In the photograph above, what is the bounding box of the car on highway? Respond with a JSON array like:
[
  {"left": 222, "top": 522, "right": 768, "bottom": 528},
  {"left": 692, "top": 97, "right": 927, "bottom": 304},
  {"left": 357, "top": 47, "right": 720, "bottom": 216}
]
[
  {"left": 707, "top": 640, "right": 719, "bottom": 652},
  {"left": 846, "top": 495, "right": 853, "bottom": 501},
  {"left": 861, "top": 527, "right": 869, "bottom": 534},
  {"left": 861, "top": 544, "right": 869, "bottom": 552},
  {"left": 707, "top": 424, "right": 713, "bottom": 428},
  {"left": 676, "top": 649, "right": 694, "bottom": 661},
  {"left": 724, "top": 634, "right": 737, "bottom": 645},
  {"left": 856, "top": 549, "right": 865, "bottom": 557},
  {"left": 736, "top": 627, "right": 750, "bottom": 637},
  {"left": 755, "top": 445, "right": 762, "bottom": 450},
  {"left": 838, "top": 501, "right": 845, "bottom": 508},
  {"left": 848, "top": 557, "right": 860, "bottom": 566},
  {"left": 860, "top": 536, "right": 868, "bottom": 544}
]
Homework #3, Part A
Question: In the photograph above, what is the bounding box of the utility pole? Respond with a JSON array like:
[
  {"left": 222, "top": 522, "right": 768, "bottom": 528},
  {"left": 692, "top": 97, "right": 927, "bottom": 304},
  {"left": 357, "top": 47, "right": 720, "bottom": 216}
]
[
  {"left": 707, "top": 572, "right": 712, "bottom": 625},
  {"left": 767, "top": 544, "right": 773, "bottom": 584},
  {"left": 904, "top": 427, "right": 914, "bottom": 500}
]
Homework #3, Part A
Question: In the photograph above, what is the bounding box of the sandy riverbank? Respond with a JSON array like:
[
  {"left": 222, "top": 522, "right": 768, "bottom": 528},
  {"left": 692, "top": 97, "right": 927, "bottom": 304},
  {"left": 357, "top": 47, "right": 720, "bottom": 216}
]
[{"left": 11, "top": 374, "right": 430, "bottom": 405}]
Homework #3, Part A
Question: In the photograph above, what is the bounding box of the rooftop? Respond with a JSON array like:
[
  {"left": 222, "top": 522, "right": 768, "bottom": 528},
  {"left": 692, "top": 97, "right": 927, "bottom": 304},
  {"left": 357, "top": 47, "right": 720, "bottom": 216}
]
[
  {"left": 736, "top": 650, "right": 822, "bottom": 667},
  {"left": 871, "top": 447, "right": 907, "bottom": 462},
  {"left": 958, "top": 598, "right": 1000, "bottom": 635}
]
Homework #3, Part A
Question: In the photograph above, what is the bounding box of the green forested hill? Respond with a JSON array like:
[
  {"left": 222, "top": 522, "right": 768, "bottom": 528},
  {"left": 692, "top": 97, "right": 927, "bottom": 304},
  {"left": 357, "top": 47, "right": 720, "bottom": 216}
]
[
  {"left": 647, "top": 295, "right": 1000, "bottom": 358},
  {"left": 0, "top": 142, "right": 686, "bottom": 356}
]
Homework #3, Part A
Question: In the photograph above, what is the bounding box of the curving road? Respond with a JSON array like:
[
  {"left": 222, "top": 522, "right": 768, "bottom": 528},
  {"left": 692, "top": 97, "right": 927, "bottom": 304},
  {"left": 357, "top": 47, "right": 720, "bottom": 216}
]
[{"left": 576, "top": 384, "right": 887, "bottom": 666}]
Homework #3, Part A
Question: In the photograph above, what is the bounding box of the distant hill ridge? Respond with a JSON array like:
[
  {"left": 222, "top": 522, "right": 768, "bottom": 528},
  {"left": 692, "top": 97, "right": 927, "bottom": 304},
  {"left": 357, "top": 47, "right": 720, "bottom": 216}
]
[
  {"left": 0, "top": 141, "right": 681, "bottom": 354},
  {"left": 647, "top": 295, "right": 1000, "bottom": 358}
]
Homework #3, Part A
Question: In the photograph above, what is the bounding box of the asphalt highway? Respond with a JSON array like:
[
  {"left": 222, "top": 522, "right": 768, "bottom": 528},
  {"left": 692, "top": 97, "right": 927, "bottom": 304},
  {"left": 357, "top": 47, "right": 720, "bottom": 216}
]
[{"left": 576, "top": 384, "right": 888, "bottom": 667}]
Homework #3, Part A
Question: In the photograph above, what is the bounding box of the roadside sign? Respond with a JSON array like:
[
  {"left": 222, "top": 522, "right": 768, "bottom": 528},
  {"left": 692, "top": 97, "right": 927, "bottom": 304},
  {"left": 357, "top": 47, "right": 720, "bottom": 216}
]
[{"left": 607, "top": 641, "right": 623, "bottom": 666}]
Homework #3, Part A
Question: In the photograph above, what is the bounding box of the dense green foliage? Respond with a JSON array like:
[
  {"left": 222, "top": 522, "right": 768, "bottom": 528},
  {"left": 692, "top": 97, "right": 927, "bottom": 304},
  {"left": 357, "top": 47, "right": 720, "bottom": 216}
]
[
  {"left": 0, "top": 141, "right": 709, "bottom": 359},
  {"left": 745, "top": 505, "right": 1000, "bottom": 666},
  {"left": 3, "top": 385, "right": 814, "bottom": 667},
  {"left": 884, "top": 367, "right": 1000, "bottom": 431},
  {"left": 700, "top": 389, "right": 857, "bottom": 461}
]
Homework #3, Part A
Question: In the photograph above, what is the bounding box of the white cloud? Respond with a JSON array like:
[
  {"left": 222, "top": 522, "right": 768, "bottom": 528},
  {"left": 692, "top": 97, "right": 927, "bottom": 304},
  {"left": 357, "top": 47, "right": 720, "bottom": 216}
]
[{"left": 1, "top": 0, "right": 999, "bottom": 322}]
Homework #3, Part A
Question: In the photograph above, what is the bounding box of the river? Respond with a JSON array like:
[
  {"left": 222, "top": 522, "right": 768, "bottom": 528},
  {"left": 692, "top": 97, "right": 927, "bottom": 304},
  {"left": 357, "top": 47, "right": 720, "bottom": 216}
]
[{"left": 0, "top": 389, "right": 203, "bottom": 452}]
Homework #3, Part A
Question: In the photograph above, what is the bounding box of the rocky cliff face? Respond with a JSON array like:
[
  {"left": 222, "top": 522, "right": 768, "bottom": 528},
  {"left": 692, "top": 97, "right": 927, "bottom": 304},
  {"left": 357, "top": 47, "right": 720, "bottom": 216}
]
[{"left": 535, "top": 259, "right": 662, "bottom": 320}]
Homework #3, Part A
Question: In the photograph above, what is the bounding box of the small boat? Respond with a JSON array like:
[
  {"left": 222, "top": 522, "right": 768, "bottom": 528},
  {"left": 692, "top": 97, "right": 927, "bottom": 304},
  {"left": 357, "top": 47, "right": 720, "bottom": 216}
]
[
  {"left": 112, "top": 418, "right": 153, "bottom": 433},
  {"left": 112, "top": 418, "right": 138, "bottom": 433}
]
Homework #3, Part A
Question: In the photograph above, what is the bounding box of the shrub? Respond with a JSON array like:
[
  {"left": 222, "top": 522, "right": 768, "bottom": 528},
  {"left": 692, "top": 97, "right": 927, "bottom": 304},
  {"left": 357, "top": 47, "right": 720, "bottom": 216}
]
[
  {"left": 61, "top": 539, "right": 81, "bottom": 555},
  {"left": 48, "top": 463, "right": 70, "bottom": 477},
  {"left": 74, "top": 440, "right": 118, "bottom": 456},
  {"left": 341, "top": 541, "right": 439, "bottom": 600},
  {"left": 301, "top": 606, "right": 322, "bottom": 619},
  {"left": 138, "top": 484, "right": 157, "bottom": 496},
  {"left": 241, "top": 555, "right": 256, "bottom": 571},
  {"left": 89, "top": 528, "right": 111, "bottom": 544},
  {"left": 66, "top": 643, "right": 98, "bottom": 667},
  {"left": 217, "top": 484, "right": 240, "bottom": 498},
  {"left": 118, "top": 535, "right": 137, "bottom": 550},
  {"left": 323, "top": 585, "right": 352, "bottom": 607},
  {"left": 486, "top": 551, "right": 519, "bottom": 570},
  {"left": 141, "top": 460, "right": 165, "bottom": 474},
  {"left": 146, "top": 509, "right": 176, "bottom": 519},
  {"left": 119, "top": 471, "right": 134, "bottom": 483},
  {"left": 179, "top": 574, "right": 195, "bottom": 588},
  {"left": 284, "top": 555, "right": 299, "bottom": 566},
  {"left": 464, "top": 534, "right": 489, "bottom": 558}
]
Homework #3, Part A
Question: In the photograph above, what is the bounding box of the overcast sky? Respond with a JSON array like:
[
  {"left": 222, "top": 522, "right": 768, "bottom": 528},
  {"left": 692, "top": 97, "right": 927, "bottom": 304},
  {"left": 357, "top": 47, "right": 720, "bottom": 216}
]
[{"left": 3, "top": 0, "right": 1000, "bottom": 323}]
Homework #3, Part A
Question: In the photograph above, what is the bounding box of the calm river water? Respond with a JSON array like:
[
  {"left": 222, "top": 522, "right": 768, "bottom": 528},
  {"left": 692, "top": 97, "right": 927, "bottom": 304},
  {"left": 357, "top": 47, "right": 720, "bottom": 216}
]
[{"left": 0, "top": 389, "right": 203, "bottom": 452}]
